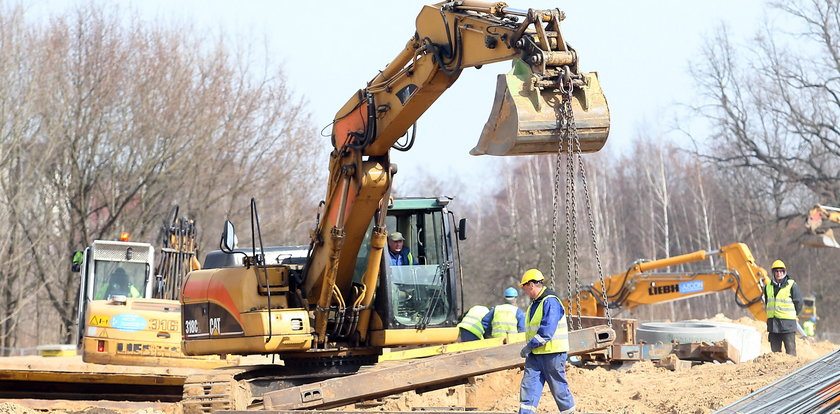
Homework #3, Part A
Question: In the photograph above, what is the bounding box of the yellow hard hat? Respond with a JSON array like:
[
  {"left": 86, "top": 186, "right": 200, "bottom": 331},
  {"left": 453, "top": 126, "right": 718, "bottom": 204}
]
[
  {"left": 520, "top": 269, "right": 545, "bottom": 286},
  {"left": 771, "top": 259, "right": 786, "bottom": 270}
]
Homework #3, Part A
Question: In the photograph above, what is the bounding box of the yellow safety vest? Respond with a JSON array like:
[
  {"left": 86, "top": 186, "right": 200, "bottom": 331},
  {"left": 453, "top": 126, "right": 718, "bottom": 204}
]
[
  {"left": 490, "top": 304, "right": 519, "bottom": 337},
  {"left": 802, "top": 321, "right": 815, "bottom": 336},
  {"left": 457, "top": 305, "right": 489, "bottom": 338},
  {"left": 765, "top": 279, "right": 796, "bottom": 320},
  {"left": 525, "top": 294, "right": 569, "bottom": 354},
  {"left": 96, "top": 284, "right": 141, "bottom": 300}
]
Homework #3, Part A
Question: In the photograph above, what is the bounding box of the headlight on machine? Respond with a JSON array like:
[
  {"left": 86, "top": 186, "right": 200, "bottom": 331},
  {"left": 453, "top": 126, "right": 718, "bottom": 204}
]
[{"left": 291, "top": 318, "right": 303, "bottom": 331}]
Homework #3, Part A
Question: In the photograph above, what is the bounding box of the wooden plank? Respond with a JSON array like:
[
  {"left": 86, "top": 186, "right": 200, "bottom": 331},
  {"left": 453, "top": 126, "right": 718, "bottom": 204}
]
[
  {"left": 379, "top": 336, "right": 519, "bottom": 362},
  {"left": 263, "top": 325, "right": 614, "bottom": 410},
  {"left": 0, "top": 355, "right": 206, "bottom": 385},
  {"left": 672, "top": 340, "right": 739, "bottom": 363},
  {"left": 0, "top": 398, "right": 174, "bottom": 412}
]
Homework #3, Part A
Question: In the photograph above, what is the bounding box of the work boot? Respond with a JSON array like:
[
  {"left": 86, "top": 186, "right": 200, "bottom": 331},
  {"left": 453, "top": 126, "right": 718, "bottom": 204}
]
[{"left": 558, "top": 407, "right": 576, "bottom": 414}]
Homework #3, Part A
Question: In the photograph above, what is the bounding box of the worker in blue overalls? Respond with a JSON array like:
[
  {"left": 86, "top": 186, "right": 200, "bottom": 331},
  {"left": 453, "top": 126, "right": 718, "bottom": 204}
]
[{"left": 517, "top": 269, "right": 574, "bottom": 414}]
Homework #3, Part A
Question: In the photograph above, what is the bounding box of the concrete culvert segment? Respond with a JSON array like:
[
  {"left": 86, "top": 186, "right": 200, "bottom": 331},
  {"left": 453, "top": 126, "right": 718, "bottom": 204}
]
[
  {"left": 637, "top": 321, "right": 727, "bottom": 344},
  {"left": 637, "top": 321, "right": 762, "bottom": 362}
]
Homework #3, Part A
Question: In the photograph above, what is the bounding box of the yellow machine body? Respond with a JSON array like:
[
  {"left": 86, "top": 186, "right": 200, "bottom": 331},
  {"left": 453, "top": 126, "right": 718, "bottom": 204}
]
[
  {"left": 565, "top": 243, "right": 768, "bottom": 321},
  {"left": 83, "top": 297, "right": 233, "bottom": 368}
]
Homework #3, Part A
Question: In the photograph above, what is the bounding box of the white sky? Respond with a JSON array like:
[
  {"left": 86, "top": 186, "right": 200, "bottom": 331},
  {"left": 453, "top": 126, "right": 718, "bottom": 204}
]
[{"left": 33, "top": 0, "right": 767, "bottom": 197}]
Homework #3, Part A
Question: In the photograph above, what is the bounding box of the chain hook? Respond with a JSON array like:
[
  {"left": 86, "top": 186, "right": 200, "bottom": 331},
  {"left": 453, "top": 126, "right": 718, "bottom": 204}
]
[{"left": 558, "top": 65, "right": 574, "bottom": 96}]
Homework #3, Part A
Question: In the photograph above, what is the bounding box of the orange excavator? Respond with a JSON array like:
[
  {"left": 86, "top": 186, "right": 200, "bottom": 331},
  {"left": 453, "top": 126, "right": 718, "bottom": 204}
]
[{"left": 564, "top": 243, "right": 768, "bottom": 321}]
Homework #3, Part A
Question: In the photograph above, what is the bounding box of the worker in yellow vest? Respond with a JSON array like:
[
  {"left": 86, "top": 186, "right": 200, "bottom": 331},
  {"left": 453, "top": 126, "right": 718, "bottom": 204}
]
[
  {"left": 517, "top": 269, "right": 574, "bottom": 414},
  {"left": 457, "top": 305, "right": 490, "bottom": 342},
  {"left": 481, "top": 287, "right": 525, "bottom": 337},
  {"left": 802, "top": 317, "right": 816, "bottom": 338},
  {"left": 95, "top": 267, "right": 141, "bottom": 300},
  {"left": 764, "top": 260, "right": 803, "bottom": 356}
]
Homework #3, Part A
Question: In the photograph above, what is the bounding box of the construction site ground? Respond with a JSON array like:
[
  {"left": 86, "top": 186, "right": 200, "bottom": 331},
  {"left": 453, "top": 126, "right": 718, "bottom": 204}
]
[{"left": 1, "top": 315, "right": 837, "bottom": 414}]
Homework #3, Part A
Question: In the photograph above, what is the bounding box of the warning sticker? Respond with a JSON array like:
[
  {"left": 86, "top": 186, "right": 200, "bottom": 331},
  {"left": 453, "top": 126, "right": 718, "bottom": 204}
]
[{"left": 89, "top": 315, "right": 110, "bottom": 327}]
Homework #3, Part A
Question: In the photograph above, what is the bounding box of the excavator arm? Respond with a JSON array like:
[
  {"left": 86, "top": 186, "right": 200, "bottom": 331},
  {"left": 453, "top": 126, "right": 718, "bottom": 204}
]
[
  {"left": 803, "top": 204, "right": 840, "bottom": 248},
  {"left": 332, "top": 1, "right": 609, "bottom": 157},
  {"left": 565, "top": 243, "right": 769, "bottom": 321},
  {"left": 305, "top": 1, "right": 610, "bottom": 345}
]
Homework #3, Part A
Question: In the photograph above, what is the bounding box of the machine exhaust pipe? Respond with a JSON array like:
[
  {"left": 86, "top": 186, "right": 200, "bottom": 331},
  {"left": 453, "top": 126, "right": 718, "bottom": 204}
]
[{"left": 471, "top": 59, "right": 610, "bottom": 156}]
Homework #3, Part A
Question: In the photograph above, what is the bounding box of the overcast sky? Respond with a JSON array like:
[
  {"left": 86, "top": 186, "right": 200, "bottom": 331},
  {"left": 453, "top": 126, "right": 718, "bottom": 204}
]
[{"left": 34, "top": 0, "right": 768, "bottom": 197}]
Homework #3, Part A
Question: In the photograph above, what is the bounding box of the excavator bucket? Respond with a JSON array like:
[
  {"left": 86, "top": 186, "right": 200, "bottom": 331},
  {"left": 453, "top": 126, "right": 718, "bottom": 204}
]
[
  {"left": 471, "top": 59, "right": 610, "bottom": 156},
  {"left": 802, "top": 229, "right": 840, "bottom": 248}
]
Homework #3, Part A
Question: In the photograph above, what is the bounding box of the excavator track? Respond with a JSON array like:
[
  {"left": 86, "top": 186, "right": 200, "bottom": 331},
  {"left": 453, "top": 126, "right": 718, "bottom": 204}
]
[
  {"left": 183, "top": 371, "right": 249, "bottom": 413},
  {"left": 182, "top": 360, "right": 370, "bottom": 414}
]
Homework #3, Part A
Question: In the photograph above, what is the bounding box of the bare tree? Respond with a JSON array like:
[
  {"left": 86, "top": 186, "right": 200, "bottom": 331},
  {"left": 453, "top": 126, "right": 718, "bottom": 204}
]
[
  {"left": 692, "top": 0, "right": 840, "bottom": 210},
  {"left": 0, "top": 3, "right": 322, "bottom": 349}
]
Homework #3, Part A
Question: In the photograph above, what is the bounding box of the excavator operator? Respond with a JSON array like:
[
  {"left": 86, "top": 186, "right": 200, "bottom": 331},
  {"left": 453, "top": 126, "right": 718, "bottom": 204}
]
[
  {"left": 96, "top": 267, "right": 141, "bottom": 300},
  {"left": 387, "top": 232, "right": 416, "bottom": 266}
]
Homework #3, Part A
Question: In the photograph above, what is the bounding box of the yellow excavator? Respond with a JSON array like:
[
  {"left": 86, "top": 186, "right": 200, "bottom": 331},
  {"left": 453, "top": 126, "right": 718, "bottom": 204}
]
[
  {"left": 564, "top": 243, "right": 768, "bottom": 321},
  {"left": 803, "top": 204, "right": 840, "bottom": 248},
  {"left": 75, "top": 208, "right": 232, "bottom": 368},
  {"left": 179, "top": 1, "right": 609, "bottom": 410},
  {"left": 181, "top": 0, "right": 609, "bottom": 361}
]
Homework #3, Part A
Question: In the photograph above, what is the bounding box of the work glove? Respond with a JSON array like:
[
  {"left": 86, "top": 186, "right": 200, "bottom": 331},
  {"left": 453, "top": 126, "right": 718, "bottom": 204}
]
[{"left": 519, "top": 345, "right": 530, "bottom": 358}]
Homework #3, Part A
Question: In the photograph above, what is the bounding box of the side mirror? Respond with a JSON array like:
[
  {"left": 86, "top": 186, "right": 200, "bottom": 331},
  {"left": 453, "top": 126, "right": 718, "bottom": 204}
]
[
  {"left": 220, "top": 221, "right": 237, "bottom": 252},
  {"left": 457, "top": 218, "right": 467, "bottom": 241}
]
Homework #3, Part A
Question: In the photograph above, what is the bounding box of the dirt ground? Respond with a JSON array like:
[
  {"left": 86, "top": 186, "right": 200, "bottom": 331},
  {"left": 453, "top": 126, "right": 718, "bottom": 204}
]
[
  {"left": 363, "top": 315, "right": 838, "bottom": 414},
  {"left": 1, "top": 315, "right": 837, "bottom": 414}
]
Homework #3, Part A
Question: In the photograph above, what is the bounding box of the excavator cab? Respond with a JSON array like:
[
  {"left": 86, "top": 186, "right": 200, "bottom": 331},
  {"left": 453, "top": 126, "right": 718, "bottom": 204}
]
[{"left": 352, "top": 197, "right": 464, "bottom": 341}]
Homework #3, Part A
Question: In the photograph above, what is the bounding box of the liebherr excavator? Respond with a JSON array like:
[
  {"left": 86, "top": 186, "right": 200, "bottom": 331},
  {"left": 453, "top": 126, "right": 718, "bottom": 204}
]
[
  {"left": 179, "top": 1, "right": 610, "bottom": 410},
  {"left": 564, "top": 243, "right": 769, "bottom": 321}
]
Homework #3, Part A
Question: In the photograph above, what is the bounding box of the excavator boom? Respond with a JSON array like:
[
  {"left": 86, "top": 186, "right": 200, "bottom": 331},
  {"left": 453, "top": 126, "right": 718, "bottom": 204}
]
[
  {"left": 333, "top": 1, "right": 610, "bottom": 157},
  {"left": 309, "top": 1, "right": 610, "bottom": 347}
]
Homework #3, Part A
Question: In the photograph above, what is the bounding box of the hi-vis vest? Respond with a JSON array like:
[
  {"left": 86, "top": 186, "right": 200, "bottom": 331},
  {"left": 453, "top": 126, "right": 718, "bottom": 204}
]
[
  {"left": 490, "top": 304, "right": 519, "bottom": 337},
  {"left": 458, "top": 305, "right": 490, "bottom": 338},
  {"left": 96, "top": 283, "right": 141, "bottom": 300},
  {"left": 803, "top": 320, "right": 815, "bottom": 336},
  {"left": 765, "top": 279, "right": 797, "bottom": 320},
  {"left": 526, "top": 294, "right": 569, "bottom": 354}
]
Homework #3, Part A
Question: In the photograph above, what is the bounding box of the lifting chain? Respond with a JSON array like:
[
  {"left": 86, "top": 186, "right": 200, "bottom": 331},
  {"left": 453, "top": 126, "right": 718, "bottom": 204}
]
[{"left": 549, "top": 67, "right": 612, "bottom": 330}]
